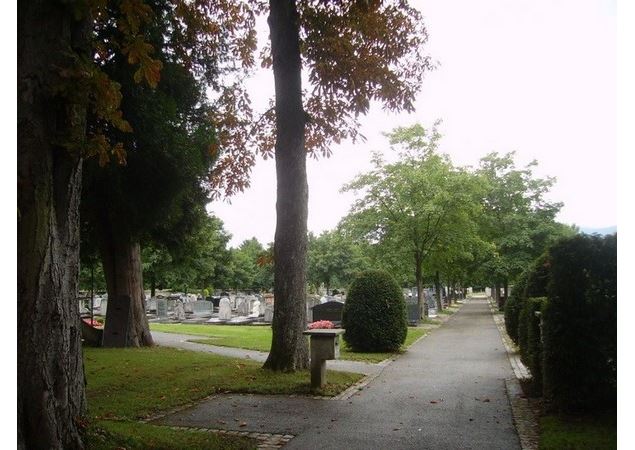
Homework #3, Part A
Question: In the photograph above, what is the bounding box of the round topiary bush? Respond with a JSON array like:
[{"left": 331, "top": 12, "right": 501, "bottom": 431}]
[{"left": 342, "top": 270, "right": 407, "bottom": 352}]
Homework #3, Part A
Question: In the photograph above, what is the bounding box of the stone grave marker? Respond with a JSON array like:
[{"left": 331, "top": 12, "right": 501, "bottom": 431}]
[
  {"left": 311, "top": 301, "right": 344, "bottom": 325},
  {"left": 174, "top": 302, "right": 186, "bottom": 321},
  {"left": 264, "top": 304, "right": 274, "bottom": 323},
  {"left": 157, "top": 298, "right": 168, "bottom": 318},
  {"left": 100, "top": 299, "right": 108, "bottom": 316},
  {"left": 218, "top": 297, "right": 232, "bottom": 320},
  {"left": 192, "top": 300, "right": 213, "bottom": 316}
]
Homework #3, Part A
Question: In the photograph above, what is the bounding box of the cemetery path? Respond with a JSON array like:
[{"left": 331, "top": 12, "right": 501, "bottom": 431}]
[
  {"left": 151, "top": 331, "right": 387, "bottom": 376},
  {"left": 153, "top": 299, "right": 521, "bottom": 449}
]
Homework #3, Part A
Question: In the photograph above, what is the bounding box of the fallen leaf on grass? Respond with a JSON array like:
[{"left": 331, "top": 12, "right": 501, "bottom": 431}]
[{"left": 239, "top": 422, "right": 247, "bottom": 427}]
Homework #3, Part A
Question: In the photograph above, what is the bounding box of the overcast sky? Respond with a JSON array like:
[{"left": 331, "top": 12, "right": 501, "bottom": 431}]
[{"left": 207, "top": 0, "right": 617, "bottom": 248}]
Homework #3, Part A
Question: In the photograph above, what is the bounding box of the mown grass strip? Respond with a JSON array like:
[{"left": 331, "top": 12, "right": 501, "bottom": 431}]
[{"left": 151, "top": 324, "right": 428, "bottom": 363}]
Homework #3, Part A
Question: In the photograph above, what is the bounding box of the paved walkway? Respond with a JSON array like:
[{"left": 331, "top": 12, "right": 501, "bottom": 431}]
[
  {"left": 151, "top": 331, "right": 388, "bottom": 376},
  {"left": 152, "top": 299, "right": 521, "bottom": 449}
]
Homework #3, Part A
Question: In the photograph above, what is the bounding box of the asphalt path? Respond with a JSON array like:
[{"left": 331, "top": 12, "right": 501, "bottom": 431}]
[{"left": 154, "top": 299, "right": 520, "bottom": 449}]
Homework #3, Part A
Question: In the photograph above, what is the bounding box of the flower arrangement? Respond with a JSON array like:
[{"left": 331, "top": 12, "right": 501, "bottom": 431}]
[
  {"left": 308, "top": 320, "right": 334, "bottom": 330},
  {"left": 82, "top": 318, "right": 104, "bottom": 329}
]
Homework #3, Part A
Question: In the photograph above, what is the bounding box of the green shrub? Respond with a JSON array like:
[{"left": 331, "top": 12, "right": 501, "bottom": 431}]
[
  {"left": 505, "top": 270, "right": 529, "bottom": 345},
  {"left": 505, "top": 253, "right": 549, "bottom": 346},
  {"left": 525, "top": 254, "right": 550, "bottom": 298},
  {"left": 542, "top": 234, "right": 616, "bottom": 412},
  {"left": 342, "top": 270, "right": 407, "bottom": 352},
  {"left": 519, "top": 297, "right": 547, "bottom": 395}
]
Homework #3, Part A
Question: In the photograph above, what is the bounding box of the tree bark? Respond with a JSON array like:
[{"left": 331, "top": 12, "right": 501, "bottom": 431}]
[
  {"left": 415, "top": 255, "right": 426, "bottom": 318},
  {"left": 150, "top": 272, "right": 156, "bottom": 298},
  {"left": 264, "top": 0, "right": 309, "bottom": 371},
  {"left": 99, "top": 226, "right": 153, "bottom": 347},
  {"left": 17, "top": 1, "right": 88, "bottom": 448},
  {"left": 435, "top": 271, "right": 443, "bottom": 311}
]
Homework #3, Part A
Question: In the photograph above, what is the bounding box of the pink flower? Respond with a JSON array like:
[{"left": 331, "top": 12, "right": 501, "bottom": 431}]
[
  {"left": 308, "top": 320, "right": 334, "bottom": 330},
  {"left": 82, "top": 318, "right": 103, "bottom": 329}
]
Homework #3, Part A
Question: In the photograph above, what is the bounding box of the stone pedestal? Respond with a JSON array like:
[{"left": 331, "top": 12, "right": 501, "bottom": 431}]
[{"left": 303, "top": 329, "right": 345, "bottom": 389}]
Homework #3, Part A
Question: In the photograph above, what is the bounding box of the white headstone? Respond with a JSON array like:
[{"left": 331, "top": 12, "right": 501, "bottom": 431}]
[
  {"left": 174, "top": 301, "right": 186, "bottom": 321},
  {"left": 251, "top": 300, "right": 261, "bottom": 316},
  {"left": 259, "top": 300, "right": 266, "bottom": 316},
  {"left": 219, "top": 297, "right": 232, "bottom": 320}
]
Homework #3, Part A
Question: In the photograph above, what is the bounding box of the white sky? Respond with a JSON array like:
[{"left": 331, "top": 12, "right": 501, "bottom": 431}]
[{"left": 207, "top": 0, "right": 617, "bottom": 247}]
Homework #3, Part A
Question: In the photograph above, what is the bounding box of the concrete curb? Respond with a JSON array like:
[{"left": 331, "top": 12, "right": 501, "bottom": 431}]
[{"left": 487, "top": 298, "right": 540, "bottom": 450}]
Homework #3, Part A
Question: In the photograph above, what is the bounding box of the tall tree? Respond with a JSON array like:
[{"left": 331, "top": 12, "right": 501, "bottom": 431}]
[
  {"left": 261, "top": 0, "right": 431, "bottom": 371},
  {"left": 476, "top": 152, "right": 569, "bottom": 303},
  {"left": 18, "top": 3, "right": 89, "bottom": 446},
  {"left": 307, "top": 230, "right": 369, "bottom": 293},
  {"left": 18, "top": 0, "right": 162, "bottom": 445},
  {"left": 342, "top": 124, "right": 484, "bottom": 318},
  {"left": 82, "top": 0, "right": 257, "bottom": 346}
]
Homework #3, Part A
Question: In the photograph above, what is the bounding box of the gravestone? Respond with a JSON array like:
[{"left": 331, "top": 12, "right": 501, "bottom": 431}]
[
  {"left": 157, "top": 298, "right": 168, "bottom": 318},
  {"left": 407, "top": 303, "right": 420, "bottom": 325},
  {"left": 251, "top": 300, "right": 261, "bottom": 316},
  {"left": 102, "top": 295, "right": 131, "bottom": 347},
  {"left": 99, "top": 299, "right": 108, "bottom": 316},
  {"left": 311, "top": 301, "right": 344, "bottom": 325},
  {"left": 264, "top": 304, "right": 274, "bottom": 323},
  {"left": 236, "top": 297, "right": 250, "bottom": 316},
  {"left": 192, "top": 300, "right": 213, "bottom": 316},
  {"left": 147, "top": 298, "right": 157, "bottom": 313},
  {"left": 258, "top": 299, "right": 266, "bottom": 316},
  {"left": 218, "top": 297, "right": 232, "bottom": 320},
  {"left": 174, "top": 302, "right": 186, "bottom": 321}
]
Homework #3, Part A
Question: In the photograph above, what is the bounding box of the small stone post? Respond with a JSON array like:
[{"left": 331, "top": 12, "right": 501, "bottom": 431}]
[{"left": 302, "top": 329, "right": 345, "bottom": 389}]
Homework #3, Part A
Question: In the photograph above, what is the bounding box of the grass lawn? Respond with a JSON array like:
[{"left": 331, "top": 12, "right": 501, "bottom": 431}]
[
  {"left": 84, "top": 346, "right": 363, "bottom": 449},
  {"left": 150, "top": 324, "right": 428, "bottom": 363},
  {"left": 539, "top": 412, "right": 616, "bottom": 450}
]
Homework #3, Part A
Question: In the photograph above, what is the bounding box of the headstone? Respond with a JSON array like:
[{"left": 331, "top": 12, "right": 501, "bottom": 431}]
[
  {"left": 311, "top": 301, "right": 344, "bottom": 325},
  {"left": 237, "top": 297, "right": 250, "bottom": 316},
  {"left": 100, "top": 299, "right": 108, "bottom": 316},
  {"left": 192, "top": 300, "right": 213, "bottom": 316},
  {"left": 407, "top": 303, "right": 420, "bottom": 325},
  {"left": 218, "top": 297, "right": 232, "bottom": 320},
  {"left": 263, "top": 304, "right": 274, "bottom": 323},
  {"left": 147, "top": 298, "right": 157, "bottom": 312},
  {"left": 259, "top": 300, "right": 266, "bottom": 316},
  {"left": 157, "top": 298, "right": 168, "bottom": 318},
  {"left": 174, "top": 301, "right": 186, "bottom": 321},
  {"left": 251, "top": 300, "right": 261, "bottom": 316},
  {"left": 102, "top": 295, "right": 131, "bottom": 347},
  {"left": 184, "top": 302, "right": 193, "bottom": 313}
]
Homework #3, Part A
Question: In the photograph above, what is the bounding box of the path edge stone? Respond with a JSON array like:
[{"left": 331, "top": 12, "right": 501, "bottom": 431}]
[{"left": 487, "top": 297, "right": 540, "bottom": 450}]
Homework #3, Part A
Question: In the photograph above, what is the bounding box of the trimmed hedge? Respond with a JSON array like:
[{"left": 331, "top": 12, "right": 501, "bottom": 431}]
[
  {"left": 505, "top": 253, "right": 549, "bottom": 346},
  {"left": 520, "top": 297, "right": 547, "bottom": 394},
  {"left": 542, "top": 234, "right": 617, "bottom": 412},
  {"left": 504, "top": 270, "right": 528, "bottom": 345},
  {"left": 342, "top": 270, "right": 407, "bottom": 352}
]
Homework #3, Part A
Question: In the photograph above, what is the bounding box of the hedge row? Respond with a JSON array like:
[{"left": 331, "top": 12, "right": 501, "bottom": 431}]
[
  {"left": 542, "top": 234, "right": 616, "bottom": 412},
  {"left": 503, "top": 233, "right": 616, "bottom": 412}
]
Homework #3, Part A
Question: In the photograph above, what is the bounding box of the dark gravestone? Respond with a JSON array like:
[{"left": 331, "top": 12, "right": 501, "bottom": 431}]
[
  {"left": 157, "top": 298, "right": 168, "bottom": 318},
  {"left": 102, "top": 295, "right": 131, "bottom": 347},
  {"left": 311, "top": 301, "right": 344, "bottom": 325},
  {"left": 407, "top": 303, "right": 420, "bottom": 325}
]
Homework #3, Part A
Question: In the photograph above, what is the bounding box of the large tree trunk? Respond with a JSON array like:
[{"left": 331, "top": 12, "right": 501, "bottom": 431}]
[
  {"left": 415, "top": 255, "right": 426, "bottom": 318},
  {"left": 264, "top": 0, "right": 310, "bottom": 371},
  {"left": 99, "top": 224, "right": 153, "bottom": 347},
  {"left": 17, "top": 1, "right": 88, "bottom": 447},
  {"left": 435, "top": 271, "right": 443, "bottom": 311}
]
